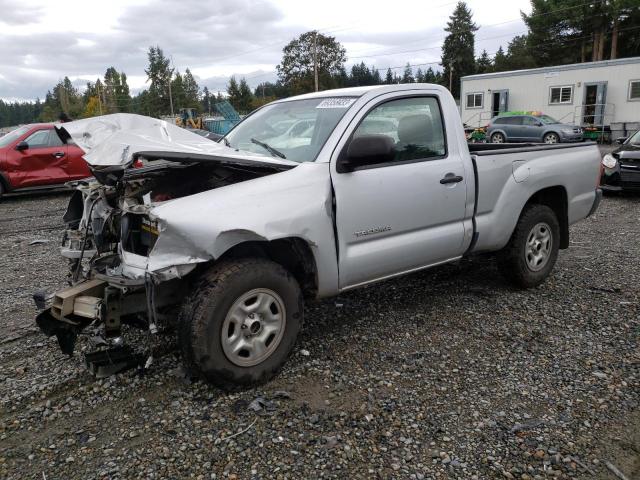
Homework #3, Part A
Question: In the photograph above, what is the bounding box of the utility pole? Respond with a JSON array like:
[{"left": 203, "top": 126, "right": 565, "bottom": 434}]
[
  {"left": 313, "top": 31, "right": 319, "bottom": 92},
  {"left": 168, "top": 56, "right": 175, "bottom": 117},
  {"left": 449, "top": 63, "right": 454, "bottom": 93},
  {"left": 168, "top": 77, "right": 174, "bottom": 116},
  {"left": 96, "top": 82, "right": 103, "bottom": 115}
]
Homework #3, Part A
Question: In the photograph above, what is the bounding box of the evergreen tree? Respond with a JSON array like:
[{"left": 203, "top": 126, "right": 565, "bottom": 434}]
[
  {"left": 237, "top": 78, "right": 254, "bottom": 114},
  {"left": 201, "top": 86, "right": 212, "bottom": 114},
  {"left": 504, "top": 35, "right": 537, "bottom": 70},
  {"left": 385, "top": 68, "right": 394, "bottom": 84},
  {"left": 183, "top": 68, "right": 200, "bottom": 110},
  {"left": 119, "top": 72, "right": 131, "bottom": 112},
  {"left": 144, "top": 46, "right": 173, "bottom": 116},
  {"left": 440, "top": 1, "right": 478, "bottom": 98},
  {"left": 171, "top": 71, "right": 185, "bottom": 110},
  {"left": 493, "top": 46, "right": 508, "bottom": 72},
  {"left": 226, "top": 76, "right": 241, "bottom": 111},
  {"left": 401, "top": 63, "right": 415, "bottom": 83},
  {"left": 523, "top": 0, "right": 640, "bottom": 65},
  {"left": 475, "top": 49, "right": 493, "bottom": 73},
  {"left": 424, "top": 67, "right": 437, "bottom": 83}
]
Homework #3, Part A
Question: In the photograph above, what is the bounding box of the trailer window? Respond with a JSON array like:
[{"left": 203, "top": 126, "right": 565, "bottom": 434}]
[
  {"left": 629, "top": 80, "right": 640, "bottom": 101},
  {"left": 466, "top": 92, "right": 483, "bottom": 109},
  {"left": 549, "top": 85, "right": 573, "bottom": 104}
]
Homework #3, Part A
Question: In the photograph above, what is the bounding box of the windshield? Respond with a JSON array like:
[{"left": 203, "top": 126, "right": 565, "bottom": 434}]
[
  {"left": 225, "top": 97, "right": 356, "bottom": 163},
  {"left": 0, "top": 126, "right": 30, "bottom": 148},
  {"left": 627, "top": 130, "right": 640, "bottom": 145},
  {"left": 538, "top": 115, "right": 560, "bottom": 125}
]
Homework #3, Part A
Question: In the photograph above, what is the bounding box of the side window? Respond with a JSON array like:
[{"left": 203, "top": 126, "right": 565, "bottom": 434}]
[
  {"left": 353, "top": 96, "right": 446, "bottom": 163},
  {"left": 47, "top": 130, "right": 64, "bottom": 147},
  {"left": 523, "top": 116, "right": 539, "bottom": 126},
  {"left": 24, "top": 130, "right": 50, "bottom": 148},
  {"left": 503, "top": 116, "right": 523, "bottom": 125}
]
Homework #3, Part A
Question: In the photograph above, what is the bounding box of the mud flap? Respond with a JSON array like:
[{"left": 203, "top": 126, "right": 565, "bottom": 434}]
[{"left": 35, "top": 309, "right": 84, "bottom": 356}]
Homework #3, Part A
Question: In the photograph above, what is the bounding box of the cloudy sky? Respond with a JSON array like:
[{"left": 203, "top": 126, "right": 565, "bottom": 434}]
[{"left": 0, "top": 0, "right": 531, "bottom": 101}]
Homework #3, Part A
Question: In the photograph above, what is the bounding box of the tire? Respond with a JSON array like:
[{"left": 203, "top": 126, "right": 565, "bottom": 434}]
[
  {"left": 178, "top": 258, "right": 303, "bottom": 389},
  {"left": 543, "top": 132, "right": 559, "bottom": 144},
  {"left": 491, "top": 132, "right": 505, "bottom": 143},
  {"left": 498, "top": 204, "right": 560, "bottom": 288}
]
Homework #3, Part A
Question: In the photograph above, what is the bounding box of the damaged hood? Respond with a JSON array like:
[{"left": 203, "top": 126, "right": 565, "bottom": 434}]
[{"left": 56, "top": 113, "right": 298, "bottom": 169}]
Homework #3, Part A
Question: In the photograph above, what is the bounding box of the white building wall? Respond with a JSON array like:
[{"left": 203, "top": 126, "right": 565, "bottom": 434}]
[{"left": 460, "top": 57, "right": 640, "bottom": 127}]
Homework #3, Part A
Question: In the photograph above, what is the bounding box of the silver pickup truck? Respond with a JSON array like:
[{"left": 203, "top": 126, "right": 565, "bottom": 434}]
[{"left": 35, "top": 84, "right": 602, "bottom": 388}]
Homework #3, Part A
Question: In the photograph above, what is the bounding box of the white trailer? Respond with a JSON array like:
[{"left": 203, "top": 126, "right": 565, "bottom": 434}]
[{"left": 460, "top": 57, "right": 640, "bottom": 137}]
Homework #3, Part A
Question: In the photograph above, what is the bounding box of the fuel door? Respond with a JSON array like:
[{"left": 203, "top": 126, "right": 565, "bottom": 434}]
[{"left": 512, "top": 160, "right": 530, "bottom": 183}]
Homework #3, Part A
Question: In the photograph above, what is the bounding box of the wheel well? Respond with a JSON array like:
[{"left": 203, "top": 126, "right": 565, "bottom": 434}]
[
  {"left": 216, "top": 238, "right": 318, "bottom": 298},
  {"left": 526, "top": 186, "right": 569, "bottom": 248},
  {"left": 0, "top": 172, "right": 10, "bottom": 193}
]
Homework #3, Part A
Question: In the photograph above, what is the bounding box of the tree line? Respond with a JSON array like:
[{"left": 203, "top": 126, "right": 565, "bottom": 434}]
[{"left": 1, "top": 0, "right": 638, "bottom": 127}]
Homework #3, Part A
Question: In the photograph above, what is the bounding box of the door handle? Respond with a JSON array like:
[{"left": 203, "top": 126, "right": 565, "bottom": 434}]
[
  {"left": 440, "top": 173, "right": 463, "bottom": 184},
  {"left": 52, "top": 152, "right": 65, "bottom": 158}
]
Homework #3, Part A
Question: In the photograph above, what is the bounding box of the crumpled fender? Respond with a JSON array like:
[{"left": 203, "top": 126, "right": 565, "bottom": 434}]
[{"left": 146, "top": 162, "right": 339, "bottom": 297}]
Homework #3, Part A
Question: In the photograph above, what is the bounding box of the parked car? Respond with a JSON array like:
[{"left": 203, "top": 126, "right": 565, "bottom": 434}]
[
  {"left": 487, "top": 114, "right": 583, "bottom": 144},
  {"left": 0, "top": 123, "right": 90, "bottom": 198},
  {"left": 601, "top": 130, "right": 640, "bottom": 193},
  {"left": 35, "top": 85, "right": 602, "bottom": 388},
  {"left": 267, "top": 119, "right": 316, "bottom": 149}
]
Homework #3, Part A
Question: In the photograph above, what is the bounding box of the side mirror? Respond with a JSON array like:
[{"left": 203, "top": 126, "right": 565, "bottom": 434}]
[
  {"left": 15, "top": 141, "right": 29, "bottom": 151},
  {"left": 338, "top": 134, "right": 396, "bottom": 173},
  {"left": 616, "top": 136, "right": 628, "bottom": 144},
  {"left": 536, "top": 122, "right": 543, "bottom": 127}
]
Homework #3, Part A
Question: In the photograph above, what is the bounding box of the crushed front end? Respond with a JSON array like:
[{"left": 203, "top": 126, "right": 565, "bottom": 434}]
[{"left": 35, "top": 169, "right": 195, "bottom": 374}]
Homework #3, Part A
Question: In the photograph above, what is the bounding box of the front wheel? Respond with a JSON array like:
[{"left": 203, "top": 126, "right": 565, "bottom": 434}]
[
  {"left": 498, "top": 204, "right": 560, "bottom": 288},
  {"left": 491, "top": 132, "right": 505, "bottom": 143},
  {"left": 178, "top": 258, "right": 303, "bottom": 389},
  {"left": 543, "top": 132, "right": 559, "bottom": 144}
]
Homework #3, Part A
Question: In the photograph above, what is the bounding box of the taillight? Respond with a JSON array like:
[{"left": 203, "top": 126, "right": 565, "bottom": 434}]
[{"left": 133, "top": 159, "right": 143, "bottom": 168}]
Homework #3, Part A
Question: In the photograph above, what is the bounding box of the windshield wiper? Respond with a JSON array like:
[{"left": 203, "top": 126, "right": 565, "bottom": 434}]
[{"left": 250, "top": 138, "right": 287, "bottom": 159}]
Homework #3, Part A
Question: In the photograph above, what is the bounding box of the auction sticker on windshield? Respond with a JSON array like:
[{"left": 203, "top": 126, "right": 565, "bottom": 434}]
[{"left": 316, "top": 98, "right": 356, "bottom": 109}]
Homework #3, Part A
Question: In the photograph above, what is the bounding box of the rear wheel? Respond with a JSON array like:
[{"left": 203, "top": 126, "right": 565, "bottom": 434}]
[
  {"left": 498, "top": 204, "right": 560, "bottom": 288},
  {"left": 543, "top": 132, "right": 559, "bottom": 144},
  {"left": 491, "top": 132, "right": 505, "bottom": 143},
  {"left": 178, "top": 258, "right": 303, "bottom": 389}
]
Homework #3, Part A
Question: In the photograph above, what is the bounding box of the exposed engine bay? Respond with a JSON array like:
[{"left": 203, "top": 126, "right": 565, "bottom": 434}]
[{"left": 34, "top": 113, "right": 298, "bottom": 372}]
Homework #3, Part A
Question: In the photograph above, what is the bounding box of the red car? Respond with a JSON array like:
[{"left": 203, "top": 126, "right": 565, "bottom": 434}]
[{"left": 0, "top": 124, "right": 90, "bottom": 198}]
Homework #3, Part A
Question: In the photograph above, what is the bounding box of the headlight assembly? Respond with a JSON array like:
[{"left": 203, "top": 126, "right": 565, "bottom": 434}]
[{"left": 602, "top": 153, "right": 617, "bottom": 169}]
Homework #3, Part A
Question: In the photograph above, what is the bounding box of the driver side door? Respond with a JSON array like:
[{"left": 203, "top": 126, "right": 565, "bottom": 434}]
[
  {"left": 331, "top": 94, "right": 471, "bottom": 289},
  {"left": 15, "top": 129, "right": 69, "bottom": 187}
]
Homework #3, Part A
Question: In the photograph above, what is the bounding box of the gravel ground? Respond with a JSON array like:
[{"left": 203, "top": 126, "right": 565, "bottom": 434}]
[{"left": 1, "top": 186, "right": 638, "bottom": 479}]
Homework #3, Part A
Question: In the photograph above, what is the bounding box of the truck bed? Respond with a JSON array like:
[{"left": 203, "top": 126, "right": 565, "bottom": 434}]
[{"left": 468, "top": 141, "right": 601, "bottom": 253}]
